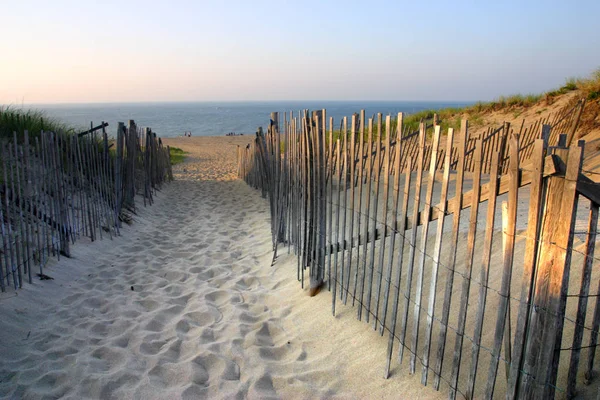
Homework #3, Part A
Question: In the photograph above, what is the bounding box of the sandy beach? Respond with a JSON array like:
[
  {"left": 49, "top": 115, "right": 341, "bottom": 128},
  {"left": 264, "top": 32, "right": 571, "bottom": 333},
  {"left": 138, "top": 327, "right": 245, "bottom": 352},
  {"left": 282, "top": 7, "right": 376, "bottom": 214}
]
[{"left": 0, "top": 135, "right": 445, "bottom": 399}]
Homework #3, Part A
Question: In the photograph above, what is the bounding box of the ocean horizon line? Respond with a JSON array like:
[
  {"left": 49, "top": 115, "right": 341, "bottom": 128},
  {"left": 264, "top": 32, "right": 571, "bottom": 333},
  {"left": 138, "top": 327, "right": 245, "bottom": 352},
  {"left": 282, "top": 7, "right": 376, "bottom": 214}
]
[
  {"left": 7, "top": 100, "right": 477, "bottom": 137},
  {"left": 8, "top": 99, "right": 477, "bottom": 107}
]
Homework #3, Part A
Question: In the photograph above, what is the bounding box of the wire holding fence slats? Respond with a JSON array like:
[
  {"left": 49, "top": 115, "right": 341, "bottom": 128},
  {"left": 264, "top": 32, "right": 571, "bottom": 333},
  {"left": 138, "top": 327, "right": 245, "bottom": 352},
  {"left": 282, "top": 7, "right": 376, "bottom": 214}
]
[{"left": 0, "top": 121, "right": 173, "bottom": 292}]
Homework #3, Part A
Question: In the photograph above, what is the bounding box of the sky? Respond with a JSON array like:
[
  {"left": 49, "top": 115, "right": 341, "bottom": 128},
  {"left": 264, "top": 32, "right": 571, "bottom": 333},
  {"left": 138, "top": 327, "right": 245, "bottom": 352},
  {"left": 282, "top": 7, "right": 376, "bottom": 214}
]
[{"left": 1, "top": 0, "right": 599, "bottom": 104}]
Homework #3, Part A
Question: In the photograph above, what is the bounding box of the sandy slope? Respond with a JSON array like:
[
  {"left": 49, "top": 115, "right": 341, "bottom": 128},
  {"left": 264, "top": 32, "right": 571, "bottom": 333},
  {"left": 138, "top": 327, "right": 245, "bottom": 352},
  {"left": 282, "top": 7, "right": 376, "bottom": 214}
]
[{"left": 0, "top": 135, "right": 443, "bottom": 399}]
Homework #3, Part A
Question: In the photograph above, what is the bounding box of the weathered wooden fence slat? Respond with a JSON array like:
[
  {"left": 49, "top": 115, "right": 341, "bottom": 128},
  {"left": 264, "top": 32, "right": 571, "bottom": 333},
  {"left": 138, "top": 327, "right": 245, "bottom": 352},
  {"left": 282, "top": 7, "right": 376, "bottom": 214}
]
[{"left": 421, "top": 127, "right": 454, "bottom": 385}]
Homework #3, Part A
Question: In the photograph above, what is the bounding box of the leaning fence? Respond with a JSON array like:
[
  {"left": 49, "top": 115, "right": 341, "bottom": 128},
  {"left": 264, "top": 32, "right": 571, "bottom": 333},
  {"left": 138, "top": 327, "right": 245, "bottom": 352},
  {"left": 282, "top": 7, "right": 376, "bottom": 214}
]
[
  {"left": 237, "top": 100, "right": 600, "bottom": 399},
  {"left": 0, "top": 120, "right": 173, "bottom": 292}
]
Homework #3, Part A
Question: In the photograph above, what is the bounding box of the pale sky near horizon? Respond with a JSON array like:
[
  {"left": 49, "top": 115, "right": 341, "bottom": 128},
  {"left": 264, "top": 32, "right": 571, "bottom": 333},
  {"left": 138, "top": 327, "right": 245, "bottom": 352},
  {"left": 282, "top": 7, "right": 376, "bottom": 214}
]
[{"left": 1, "top": 0, "right": 599, "bottom": 104}]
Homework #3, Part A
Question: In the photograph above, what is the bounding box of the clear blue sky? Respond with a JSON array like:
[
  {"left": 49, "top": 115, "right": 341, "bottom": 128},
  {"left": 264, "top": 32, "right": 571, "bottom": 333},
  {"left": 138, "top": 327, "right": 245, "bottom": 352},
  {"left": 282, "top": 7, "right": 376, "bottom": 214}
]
[{"left": 1, "top": 0, "right": 599, "bottom": 103}]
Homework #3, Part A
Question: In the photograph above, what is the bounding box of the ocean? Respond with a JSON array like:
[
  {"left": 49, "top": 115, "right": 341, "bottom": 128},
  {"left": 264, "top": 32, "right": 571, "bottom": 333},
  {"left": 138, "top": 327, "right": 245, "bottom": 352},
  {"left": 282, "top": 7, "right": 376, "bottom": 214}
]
[{"left": 31, "top": 101, "right": 472, "bottom": 138}]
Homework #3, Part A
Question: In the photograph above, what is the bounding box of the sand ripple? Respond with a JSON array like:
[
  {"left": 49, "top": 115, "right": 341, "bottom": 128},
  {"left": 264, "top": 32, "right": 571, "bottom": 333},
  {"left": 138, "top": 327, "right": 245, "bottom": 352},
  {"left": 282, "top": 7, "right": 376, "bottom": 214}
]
[{"left": 0, "top": 163, "right": 332, "bottom": 400}]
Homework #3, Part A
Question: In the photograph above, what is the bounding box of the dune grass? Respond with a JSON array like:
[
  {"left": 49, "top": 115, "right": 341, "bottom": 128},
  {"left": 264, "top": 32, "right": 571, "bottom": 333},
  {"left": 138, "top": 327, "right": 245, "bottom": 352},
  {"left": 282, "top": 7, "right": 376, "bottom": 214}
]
[
  {"left": 169, "top": 147, "right": 187, "bottom": 165},
  {"left": 576, "top": 68, "right": 600, "bottom": 100},
  {"left": 0, "top": 106, "right": 78, "bottom": 142},
  {"left": 379, "top": 67, "right": 600, "bottom": 136}
]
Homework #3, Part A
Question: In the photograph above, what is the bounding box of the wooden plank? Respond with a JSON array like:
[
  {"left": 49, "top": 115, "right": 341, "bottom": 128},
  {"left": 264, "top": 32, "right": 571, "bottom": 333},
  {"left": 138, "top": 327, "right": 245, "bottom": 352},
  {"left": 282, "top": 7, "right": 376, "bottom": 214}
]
[
  {"left": 498, "top": 123, "right": 509, "bottom": 174},
  {"left": 2, "top": 144, "right": 18, "bottom": 288},
  {"left": 319, "top": 112, "right": 327, "bottom": 285},
  {"left": 104, "top": 125, "right": 118, "bottom": 235},
  {"left": 89, "top": 132, "right": 103, "bottom": 241},
  {"left": 285, "top": 117, "right": 291, "bottom": 252},
  {"left": 520, "top": 142, "right": 583, "bottom": 398},
  {"left": 8, "top": 143, "right": 24, "bottom": 286},
  {"left": 12, "top": 134, "right": 28, "bottom": 283},
  {"left": 410, "top": 124, "right": 441, "bottom": 373},
  {"left": 65, "top": 132, "right": 77, "bottom": 242},
  {"left": 301, "top": 118, "right": 309, "bottom": 289},
  {"left": 465, "top": 150, "right": 500, "bottom": 399},
  {"left": 68, "top": 132, "right": 78, "bottom": 241},
  {"left": 275, "top": 115, "right": 283, "bottom": 245},
  {"left": 57, "top": 133, "right": 74, "bottom": 247},
  {"left": 115, "top": 123, "right": 124, "bottom": 227},
  {"left": 343, "top": 114, "right": 357, "bottom": 304},
  {"left": 339, "top": 117, "right": 348, "bottom": 300},
  {"left": 39, "top": 135, "right": 52, "bottom": 260},
  {"left": 94, "top": 130, "right": 110, "bottom": 240},
  {"left": 399, "top": 122, "right": 427, "bottom": 364},
  {"left": 272, "top": 124, "right": 285, "bottom": 260},
  {"left": 567, "top": 202, "right": 598, "bottom": 398},
  {"left": 352, "top": 111, "right": 366, "bottom": 307},
  {"left": 586, "top": 239, "right": 600, "bottom": 381},
  {"left": 93, "top": 131, "right": 104, "bottom": 239},
  {"left": 0, "top": 195, "right": 5, "bottom": 289},
  {"left": 484, "top": 135, "right": 520, "bottom": 398},
  {"left": 76, "top": 135, "right": 93, "bottom": 241},
  {"left": 384, "top": 158, "right": 413, "bottom": 378},
  {"left": 575, "top": 174, "right": 600, "bottom": 207},
  {"left": 365, "top": 113, "right": 384, "bottom": 322},
  {"left": 77, "top": 122, "right": 109, "bottom": 137},
  {"left": 310, "top": 117, "right": 318, "bottom": 286},
  {"left": 82, "top": 133, "right": 96, "bottom": 241},
  {"left": 545, "top": 167, "right": 581, "bottom": 396},
  {"left": 311, "top": 115, "right": 321, "bottom": 288},
  {"left": 31, "top": 138, "right": 43, "bottom": 277},
  {"left": 1, "top": 145, "right": 13, "bottom": 288},
  {"left": 98, "top": 128, "right": 113, "bottom": 240},
  {"left": 328, "top": 116, "right": 334, "bottom": 289},
  {"left": 373, "top": 115, "right": 393, "bottom": 329},
  {"left": 449, "top": 137, "right": 483, "bottom": 400},
  {"left": 332, "top": 138, "right": 342, "bottom": 315},
  {"left": 501, "top": 201, "right": 512, "bottom": 383},
  {"left": 142, "top": 128, "right": 149, "bottom": 206},
  {"left": 41, "top": 132, "right": 54, "bottom": 257},
  {"left": 358, "top": 118, "right": 373, "bottom": 317},
  {"left": 380, "top": 112, "right": 404, "bottom": 335},
  {"left": 433, "top": 120, "right": 468, "bottom": 391},
  {"left": 293, "top": 117, "right": 298, "bottom": 255},
  {"left": 71, "top": 135, "right": 81, "bottom": 239},
  {"left": 22, "top": 132, "right": 34, "bottom": 282},
  {"left": 126, "top": 121, "right": 137, "bottom": 211},
  {"left": 421, "top": 127, "right": 454, "bottom": 385}
]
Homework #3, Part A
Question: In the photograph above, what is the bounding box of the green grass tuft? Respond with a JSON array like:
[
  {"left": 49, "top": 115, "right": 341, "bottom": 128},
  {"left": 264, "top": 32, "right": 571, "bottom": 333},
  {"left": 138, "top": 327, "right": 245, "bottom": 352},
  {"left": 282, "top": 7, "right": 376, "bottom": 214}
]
[
  {"left": 169, "top": 147, "right": 187, "bottom": 165},
  {"left": 0, "top": 106, "right": 78, "bottom": 142}
]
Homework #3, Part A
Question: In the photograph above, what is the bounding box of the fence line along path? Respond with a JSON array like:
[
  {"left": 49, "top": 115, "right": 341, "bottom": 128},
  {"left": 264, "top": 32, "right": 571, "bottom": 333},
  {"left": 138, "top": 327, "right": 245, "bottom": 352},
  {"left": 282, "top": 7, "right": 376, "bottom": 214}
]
[
  {"left": 238, "top": 103, "right": 600, "bottom": 399},
  {"left": 0, "top": 120, "right": 173, "bottom": 292}
]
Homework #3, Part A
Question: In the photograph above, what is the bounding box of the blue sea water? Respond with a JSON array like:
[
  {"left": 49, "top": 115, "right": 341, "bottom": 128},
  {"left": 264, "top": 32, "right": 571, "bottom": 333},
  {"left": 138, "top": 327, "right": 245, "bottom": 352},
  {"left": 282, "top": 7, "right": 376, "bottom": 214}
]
[{"left": 31, "top": 101, "right": 472, "bottom": 138}]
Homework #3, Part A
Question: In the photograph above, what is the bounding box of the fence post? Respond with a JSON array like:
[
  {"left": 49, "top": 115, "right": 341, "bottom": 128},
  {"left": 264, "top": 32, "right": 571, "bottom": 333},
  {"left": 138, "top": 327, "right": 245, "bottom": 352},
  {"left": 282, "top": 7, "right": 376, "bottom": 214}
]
[{"left": 520, "top": 141, "right": 584, "bottom": 398}]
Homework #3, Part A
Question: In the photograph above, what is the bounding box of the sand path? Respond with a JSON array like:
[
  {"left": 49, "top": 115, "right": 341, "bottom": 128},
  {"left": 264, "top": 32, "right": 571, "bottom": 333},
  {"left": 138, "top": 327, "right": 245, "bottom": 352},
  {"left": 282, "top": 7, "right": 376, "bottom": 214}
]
[{"left": 0, "top": 136, "right": 442, "bottom": 399}]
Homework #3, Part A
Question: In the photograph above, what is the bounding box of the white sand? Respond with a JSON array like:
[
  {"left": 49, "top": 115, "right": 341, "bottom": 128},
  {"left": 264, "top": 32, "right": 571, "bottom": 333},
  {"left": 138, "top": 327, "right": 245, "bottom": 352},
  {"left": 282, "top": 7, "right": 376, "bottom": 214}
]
[{"left": 0, "top": 136, "right": 442, "bottom": 399}]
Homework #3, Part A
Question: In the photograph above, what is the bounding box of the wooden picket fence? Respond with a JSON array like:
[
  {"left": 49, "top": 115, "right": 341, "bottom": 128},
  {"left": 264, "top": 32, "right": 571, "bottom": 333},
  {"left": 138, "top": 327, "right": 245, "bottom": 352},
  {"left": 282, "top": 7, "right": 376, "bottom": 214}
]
[
  {"left": 0, "top": 120, "right": 172, "bottom": 291},
  {"left": 237, "top": 101, "right": 600, "bottom": 399}
]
